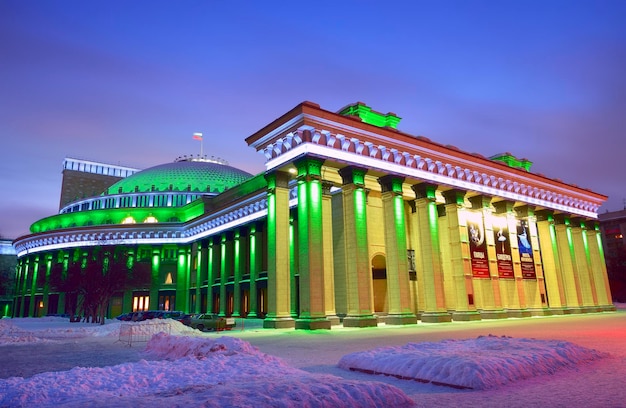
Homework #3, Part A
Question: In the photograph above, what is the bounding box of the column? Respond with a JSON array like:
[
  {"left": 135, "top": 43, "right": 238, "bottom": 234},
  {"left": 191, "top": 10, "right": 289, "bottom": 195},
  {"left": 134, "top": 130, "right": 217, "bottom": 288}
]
[
  {"left": 219, "top": 233, "right": 231, "bottom": 316},
  {"left": 554, "top": 214, "right": 583, "bottom": 313},
  {"left": 42, "top": 254, "right": 52, "bottom": 315},
  {"left": 247, "top": 224, "right": 259, "bottom": 317},
  {"left": 294, "top": 157, "right": 331, "bottom": 329},
  {"left": 198, "top": 240, "right": 208, "bottom": 313},
  {"left": 175, "top": 246, "right": 190, "bottom": 312},
  {"left": 515, "top": 206, "right": 550, "bottom": 315},
  {"left": 28, "top": 255, "right": 39, "bottom": 317},
  {"left": 263, "top": 171, "right": 295, "bottom": 328},
  {"left": 535, "top": 211, "right": 566, "bottom": 313},
  {"left": 470, "top": 196, "right": 507, "bottom": 319},
  {"left": 378, "top": 175, "right": 417, "bottom": 325},
  {"left": 585, "top": 222, "right": 615, "bottom": 311},
  {"left": 411, "top": 183, "right": 451, "bottom": 322},
  {"left": 207, "top": 237, "right": 217, "bottom": 313},
  {"left": 149, "top": 247, "right": 161, "bottom": 310},
  {"left": 233, "top": 230, "right": 243, "bottom": 317},
  {"left": 571, "top": 218, "right": 599, "bottom": 312},
  {"left": 339, "top": 166, "right": 377, "bottom": 327},
  {"left": 289, "top": 217, "right": 298, "bottom": 318},
  {"left": 493, "top": 200, "right": 531, "bottom": 317},
  {"left": 322, "top": 181, "right": 339, "bottom": 325},
  {"left": 58, "top": 252, "right": 68, "bottom": 314},
  {"left": 441, "top": 189, "right": 480, "bottom": 321},
  {"left": 17, "top": 259, "right": 27, "bottom": 317}
]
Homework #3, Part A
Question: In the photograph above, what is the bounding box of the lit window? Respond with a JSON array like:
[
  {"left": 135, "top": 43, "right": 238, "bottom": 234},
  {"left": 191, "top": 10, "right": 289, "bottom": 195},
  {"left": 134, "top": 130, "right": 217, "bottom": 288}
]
[
  {"left": 121, "top": 216, "right": 136, "bottom": 224},
  {"left": 144, "top": 215, "right": 158, "bottom": 223}
]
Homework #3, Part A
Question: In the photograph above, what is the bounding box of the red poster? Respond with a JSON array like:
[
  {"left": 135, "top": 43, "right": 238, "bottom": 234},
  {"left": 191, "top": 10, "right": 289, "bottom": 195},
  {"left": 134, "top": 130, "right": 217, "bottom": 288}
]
[
  {"left": 468, "top": 216, "right": 489, "bottom": 278},
  {"left": 493, "top": 221, "right": 514, "bottom": 279},
  {"left": 517, "top": 220, "right": 536, "bottom": 279}
]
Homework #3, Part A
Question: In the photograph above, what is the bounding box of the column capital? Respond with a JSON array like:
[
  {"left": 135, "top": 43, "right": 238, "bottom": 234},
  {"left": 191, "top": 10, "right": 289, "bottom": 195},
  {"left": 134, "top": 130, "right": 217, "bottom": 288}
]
[
  {"left": 265, "top": 170, "right": 291, "bottom": 191},
  {"left": 321, "top": 181, "right": 335, "bottom": 196},
  {"left": 469, "top": 195, "right": 492, "bottom": 210},
  {"left": 515, "top": 205, "right": 535, "bottom": 218},
  {"left": 493, "top": 200, "right": 515, "bottom": 214},
  {"left": 535, "top": 209, "right": 554, "bottom": 222},
  {"left": 441, "top": 189, "right": 466, "bottom": 206},
  {"left": 553, "top": 213, "right": 569, "bottom": 225},
  {"left": 338, "top": 166, "right": 367, "bottom": 187},
  {"left": 570, "top": 217, "right": 590, "bottom": 229},
  {"left": 294, "top": 156, "right": 325, "bottom": 181},
  {"left": 411, "top": 182, "right": 437, "bottom": 201},
  {"left": 378, "top": 175, "right": 405, "bottom": 194}
]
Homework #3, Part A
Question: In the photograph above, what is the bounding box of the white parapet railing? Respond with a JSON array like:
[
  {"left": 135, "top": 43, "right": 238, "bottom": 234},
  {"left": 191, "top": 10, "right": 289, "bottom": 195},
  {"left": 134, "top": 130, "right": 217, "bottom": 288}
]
[{"left": 118, "top": 321, "right": 172, "bottom": 347}]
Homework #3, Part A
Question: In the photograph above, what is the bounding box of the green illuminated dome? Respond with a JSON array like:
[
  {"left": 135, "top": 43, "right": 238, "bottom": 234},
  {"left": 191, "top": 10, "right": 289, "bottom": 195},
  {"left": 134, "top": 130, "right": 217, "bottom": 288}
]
[{"left": 106, "top": 158, "right": 253, "bottom": 195}]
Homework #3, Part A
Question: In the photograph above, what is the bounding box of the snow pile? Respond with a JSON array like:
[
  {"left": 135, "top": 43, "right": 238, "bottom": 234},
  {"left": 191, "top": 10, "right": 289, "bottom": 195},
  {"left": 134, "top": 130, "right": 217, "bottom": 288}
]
[
  {"left": 146, "top": 332, "right": 260, "bottom": 359},
  {"left": 0, "top": 334, "right": 414, "bottom": 408},
  {"left": 339, "top": 334, "right": 608, "bottom": 390},
  {"left": 0, "top": 318, "right": 199, "bottom": 345},
  {"left": 0, "top": 318, "right": 51, "bottom": 345}
]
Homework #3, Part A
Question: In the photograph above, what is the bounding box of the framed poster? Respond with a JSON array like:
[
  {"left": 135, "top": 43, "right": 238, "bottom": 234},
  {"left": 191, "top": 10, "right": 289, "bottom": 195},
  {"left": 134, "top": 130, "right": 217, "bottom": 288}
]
[
  {"left": 467, "top": 213, "right": 490, "bottom": 278},
  {"left": 517, "top": 219, "right": 537, "bottom": 279},
  {"left": 492, "top": 217, "right": 514, "bottom": 279}
]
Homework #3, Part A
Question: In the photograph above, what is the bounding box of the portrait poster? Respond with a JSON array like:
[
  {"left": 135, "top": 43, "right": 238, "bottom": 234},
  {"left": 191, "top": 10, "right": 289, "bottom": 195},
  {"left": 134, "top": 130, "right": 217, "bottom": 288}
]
[
  {"left": 492, "top": 217, "right": 514, "bottom": 279},
  {"left": 517, "top": 219, "right": 537, "bottom": 279},
  {"left": 467, "top": 212, "right": 489, "bottom": 278}
]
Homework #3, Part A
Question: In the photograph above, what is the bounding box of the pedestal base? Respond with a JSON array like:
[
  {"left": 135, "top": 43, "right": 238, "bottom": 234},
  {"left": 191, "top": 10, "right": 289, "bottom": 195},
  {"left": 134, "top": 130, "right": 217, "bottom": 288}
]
[
  {"left": 479, "top": 310, "right": 508, "bottom": 320},
  {"left": 385, "top": 314, "right": 418, "bottom": 325},
  {"left": 295, "top": 318, "right": 332, "bottom": 330},
  {"left": 263, "top": 317, "right": 295, "bottom": 329},
  {"left": 420, "top": 312, "right": 452, "bottom": 323},
  {"left": 506, "top": 309, "right": 532, "bottom": 318},
  {"left": 343, "top": 316, "right": 378, "bottom": 328},
  {"left": 450, "top": 311, "right": 482, "bottom": 321}
]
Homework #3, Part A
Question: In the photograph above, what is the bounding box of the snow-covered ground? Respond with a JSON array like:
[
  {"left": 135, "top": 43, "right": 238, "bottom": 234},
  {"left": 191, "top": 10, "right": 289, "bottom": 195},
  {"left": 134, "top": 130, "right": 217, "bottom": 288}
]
[{"left": 1, "top": 305, "right": 625, "bottom": 407}]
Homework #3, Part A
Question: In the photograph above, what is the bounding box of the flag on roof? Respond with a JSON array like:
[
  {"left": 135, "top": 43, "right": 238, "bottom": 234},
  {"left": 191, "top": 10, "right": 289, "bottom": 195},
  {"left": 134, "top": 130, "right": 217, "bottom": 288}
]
[{"left": 193, "top": 133, "right": 203, "bottom": 141}]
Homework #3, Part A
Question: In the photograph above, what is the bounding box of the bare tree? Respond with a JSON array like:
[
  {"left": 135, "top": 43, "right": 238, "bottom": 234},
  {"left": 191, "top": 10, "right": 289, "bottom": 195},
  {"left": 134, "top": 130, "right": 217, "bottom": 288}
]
[{"left": 50, "top": 246, "right": 151, "bottom": 324}]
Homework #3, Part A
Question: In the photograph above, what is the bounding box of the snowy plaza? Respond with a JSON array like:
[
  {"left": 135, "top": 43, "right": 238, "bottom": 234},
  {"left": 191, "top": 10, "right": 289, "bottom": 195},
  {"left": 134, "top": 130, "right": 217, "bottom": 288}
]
[{"left": 1, "top": 306, "right": 625, "bottom": 407}]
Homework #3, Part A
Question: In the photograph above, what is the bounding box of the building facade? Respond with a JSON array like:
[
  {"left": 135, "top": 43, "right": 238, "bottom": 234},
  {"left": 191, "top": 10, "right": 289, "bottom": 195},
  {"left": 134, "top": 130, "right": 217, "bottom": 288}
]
[
  {"left": 599, "top": 209, "right": 626, "bottom": 301},
  {"left": 0, "top": 239, "right": 17, "bottom": 317},
  {"left": 12, "top": 101, "right": 614, "bottom": 328}
]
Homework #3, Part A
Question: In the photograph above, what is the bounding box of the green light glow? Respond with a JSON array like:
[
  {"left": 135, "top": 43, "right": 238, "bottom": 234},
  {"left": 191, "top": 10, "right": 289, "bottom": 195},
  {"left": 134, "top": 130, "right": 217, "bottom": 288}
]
[
  {"left": 105, "top": 160, "right": 252, "bottom": 195},
  {"left": 355, "top": 189, "right": 365, "bottom": 218},
  {"left": 31, "top": 202, "right": 205, "bottom": 233},
  {"left": 394, "top": 195, "right": 404, "bottom": 228},
  {"left": 249, "top": 231, "right": 256, "bottom": 271},
  {"left": 338, "top": 102, "right": 402, "bottom": 129},
  {"left": 489, "top": 153, "right": 533, "bottom": 171}
]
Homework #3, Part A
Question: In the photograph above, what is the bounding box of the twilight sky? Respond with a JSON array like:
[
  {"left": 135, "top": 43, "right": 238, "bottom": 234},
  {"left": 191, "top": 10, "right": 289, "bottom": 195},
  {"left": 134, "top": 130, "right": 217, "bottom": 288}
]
[{"left": 1, "top": 0, "right": 625, "bottom": 239}]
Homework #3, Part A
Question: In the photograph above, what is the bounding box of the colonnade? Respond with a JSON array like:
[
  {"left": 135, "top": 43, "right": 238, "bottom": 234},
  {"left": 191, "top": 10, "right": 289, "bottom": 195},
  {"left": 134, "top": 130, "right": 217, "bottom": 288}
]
[
  {"left": 12, "top": 158, "right": 614, "bottom": 325},
  {"left": 262, "top": 157, "right": 614, "bottom": 328}
]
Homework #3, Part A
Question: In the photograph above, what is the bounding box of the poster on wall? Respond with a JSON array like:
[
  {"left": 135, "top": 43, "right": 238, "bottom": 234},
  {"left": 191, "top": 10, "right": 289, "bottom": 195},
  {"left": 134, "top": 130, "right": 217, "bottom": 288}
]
[
  {"left": 517, "top": 219, "right": 537, "bottom": 279},
  {"left": 467, "top": 213, "right": 490, "bottom": 278},
  {"left": 492, "top": 217, "right": 514, "bottom": 279}
]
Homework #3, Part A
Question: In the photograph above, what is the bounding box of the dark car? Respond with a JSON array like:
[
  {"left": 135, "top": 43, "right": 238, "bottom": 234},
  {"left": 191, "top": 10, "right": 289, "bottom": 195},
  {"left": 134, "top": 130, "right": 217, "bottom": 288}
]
[
  {"left": 156, "top": 311, "right": 184, "bottom": 320},
  {"left": 115, "top": 313, "right": 133, "bottom": 321},
  {"left": 177, "top": 313, "right": 197, "bottom": 326},
  {"left": 189, "top": 313, "right": 236, "bottom": 331}
]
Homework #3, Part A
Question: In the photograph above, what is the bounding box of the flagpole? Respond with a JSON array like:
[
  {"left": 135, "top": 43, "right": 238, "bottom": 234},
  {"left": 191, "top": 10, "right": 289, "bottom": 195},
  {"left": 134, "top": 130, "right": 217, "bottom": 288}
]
[{"left": 193, "top": 132, "right": 204, "bottom": 158}]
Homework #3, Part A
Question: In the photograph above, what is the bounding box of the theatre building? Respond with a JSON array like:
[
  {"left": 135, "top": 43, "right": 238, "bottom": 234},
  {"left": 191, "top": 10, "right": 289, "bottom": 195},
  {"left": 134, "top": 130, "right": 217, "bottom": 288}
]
[{"left": 12, "top": 101, "right": 614, "bottom": 329}]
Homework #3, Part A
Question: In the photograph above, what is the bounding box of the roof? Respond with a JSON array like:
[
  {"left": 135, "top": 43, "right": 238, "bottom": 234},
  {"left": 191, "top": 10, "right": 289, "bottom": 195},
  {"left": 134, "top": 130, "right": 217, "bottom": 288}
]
[{"left": 105, "top": 158, "right": 253, "bottom": 195}]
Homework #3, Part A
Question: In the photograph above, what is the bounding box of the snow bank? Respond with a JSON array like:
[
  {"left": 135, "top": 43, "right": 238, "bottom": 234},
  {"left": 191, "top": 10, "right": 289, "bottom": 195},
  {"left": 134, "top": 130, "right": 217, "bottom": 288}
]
[
  {"left": 0, "top": 334, "right": 414, "bottom": 408},
  {"left": 0, "top": 317, "right": 198, "bottom": 345},
  {"left": 338, "top": 334, "right": 608, "bottom": 390}
]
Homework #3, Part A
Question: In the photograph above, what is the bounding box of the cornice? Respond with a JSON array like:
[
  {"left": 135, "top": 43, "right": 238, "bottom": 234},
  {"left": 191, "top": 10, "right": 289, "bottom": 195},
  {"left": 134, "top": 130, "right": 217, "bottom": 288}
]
[{"left": 262, "top": 128, "right": 603, "bottom": 217}]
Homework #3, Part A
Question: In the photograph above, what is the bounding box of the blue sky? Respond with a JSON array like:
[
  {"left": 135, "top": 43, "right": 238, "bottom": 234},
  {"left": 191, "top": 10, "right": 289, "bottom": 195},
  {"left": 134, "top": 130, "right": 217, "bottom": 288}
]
[{"left": 1, "top": 0, "right": 625, "bottom": 239}]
